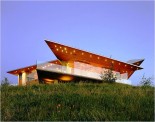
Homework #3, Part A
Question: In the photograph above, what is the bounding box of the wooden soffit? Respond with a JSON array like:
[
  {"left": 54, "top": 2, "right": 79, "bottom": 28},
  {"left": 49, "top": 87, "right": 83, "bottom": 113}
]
[{"left": 45, "top": 40, "right": 143, "bottom": 77}]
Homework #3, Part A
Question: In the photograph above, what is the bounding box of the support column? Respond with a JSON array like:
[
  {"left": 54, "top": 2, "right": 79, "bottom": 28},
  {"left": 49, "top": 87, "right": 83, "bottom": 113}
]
[
  {"left": 61, "top": 61, "right": 74, "bottom": 74},
  {"left": 67, "top": 61, "right": 74, "bottom": 74},
  {"left": 22, "top": 72, "right": 27, "bottom": 86},
  {"left": 18, "top": 73, "right": 22, "bottom": 86}
]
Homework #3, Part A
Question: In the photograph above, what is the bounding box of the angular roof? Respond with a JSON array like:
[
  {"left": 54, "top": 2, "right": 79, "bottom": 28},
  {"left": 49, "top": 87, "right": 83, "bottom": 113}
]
[
  {"left": 45, "top": 40, "right": 144, "bottom": 78},
  {"left": 8, "top": 40, "right": 144, "bottom": 79}
]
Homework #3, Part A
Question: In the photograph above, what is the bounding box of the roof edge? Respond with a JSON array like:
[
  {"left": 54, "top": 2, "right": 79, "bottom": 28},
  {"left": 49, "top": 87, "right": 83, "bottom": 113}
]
[{"left": 45, "top": 39, "right": 144, "bottom": 69}]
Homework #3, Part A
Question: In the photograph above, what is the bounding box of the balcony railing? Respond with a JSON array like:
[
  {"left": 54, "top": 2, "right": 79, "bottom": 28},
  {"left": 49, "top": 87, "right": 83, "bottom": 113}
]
[{"left": 37, "top": 62, "right": 129, "bottom": 81}]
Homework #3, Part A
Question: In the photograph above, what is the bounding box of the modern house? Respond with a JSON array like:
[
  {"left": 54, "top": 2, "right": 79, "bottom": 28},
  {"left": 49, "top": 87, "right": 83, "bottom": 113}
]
[{"left": 8, "top": 40, "right": 144, "bottom": 85}]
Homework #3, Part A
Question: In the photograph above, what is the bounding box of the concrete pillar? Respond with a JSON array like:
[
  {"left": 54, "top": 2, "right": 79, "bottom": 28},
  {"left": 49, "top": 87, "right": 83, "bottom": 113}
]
[
  {"left": 67, "top": 61, "right": 74, "bottom": 74},
  {"left": 22, "top": 72, "right": 27, "bottom": 86},
  {"left": 61, "top": 61, "right": 74, "bottom": 73},
  {"left": 18, "top": 74, "right": 22, "bottom": 86},
  {"left": 60, "top": 61, "right": 74, "bottom": 74}
]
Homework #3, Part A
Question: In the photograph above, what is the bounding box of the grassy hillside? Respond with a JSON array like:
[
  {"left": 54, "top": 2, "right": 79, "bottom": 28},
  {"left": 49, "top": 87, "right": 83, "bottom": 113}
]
[{"left": 1, "top": 83, "right": 154, "bottom": 121}]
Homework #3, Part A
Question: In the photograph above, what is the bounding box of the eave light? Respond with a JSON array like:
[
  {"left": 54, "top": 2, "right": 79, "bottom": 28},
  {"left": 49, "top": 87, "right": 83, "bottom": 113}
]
[
  {"left": 64, "top": 47, "right": 67, "bottom": 50},
  {"left": 105, "top": 59, "right": 107, "bottom": 61},
  {"left": 82, "top": 52, "right": 84, "bottom": 55},
  {"left": 119, "top": 63, "right": 121, "bottom": 65},
  {"left": 98, "top": 57, "right": 100, "bottom": 59},
  {"left": 43, "top": 78, "right": 54, "bottom": 82},
  {"left": 62, "top": 50, "right": 64, "bottom": 52},
  {"left": 125, "top": 65, "right": 127, "bottom": 67},
  {"left": 59, "top": 76, "right": 73, "bottom": 81},
  {"left": 55, "top": 45, "right": 57, "bottom": 47},
  {"left": 73, "top": 50, "right": 75, "bottom": 53},
  {"left": 56, "top": 49, "right": 59, "bottom": 51},
  {"left": 70, "top": 52, "right": 72, "bottom": 54}
]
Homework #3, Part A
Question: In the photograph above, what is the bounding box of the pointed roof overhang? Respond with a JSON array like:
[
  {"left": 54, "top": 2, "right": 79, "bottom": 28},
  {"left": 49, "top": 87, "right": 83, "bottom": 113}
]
[
  {"left": 45, "top": 40, "right": 144, "bottom": 78},
  {"left": 127, "top": 59, "right": 144, "bottom": 66}
]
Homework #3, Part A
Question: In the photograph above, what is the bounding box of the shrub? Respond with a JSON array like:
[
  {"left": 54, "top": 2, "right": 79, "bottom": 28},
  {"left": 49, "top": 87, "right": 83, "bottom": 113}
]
[
  {"left": 140, "top": 75, "right": 153, "bottom": 87},
  {"left": 1, "top": 77, "right": 10, "bottom": 86},
  {"left": 100, "top": 67, "right": 117, "bottom": 83}
]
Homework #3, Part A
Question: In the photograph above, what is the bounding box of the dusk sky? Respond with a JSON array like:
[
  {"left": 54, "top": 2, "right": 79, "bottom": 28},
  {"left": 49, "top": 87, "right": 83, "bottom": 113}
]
[{"left": 1, "top": 1, "right": 154, "bottom": 85}]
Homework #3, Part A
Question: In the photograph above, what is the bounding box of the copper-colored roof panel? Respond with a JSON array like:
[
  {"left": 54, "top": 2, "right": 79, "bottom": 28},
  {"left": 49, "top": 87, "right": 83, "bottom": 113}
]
[
  {"left": 7, "top": 65, "right": 37, "bottom": 75},
  {"left": 45, "top": 40, "right": 143, "bottom": 77}
]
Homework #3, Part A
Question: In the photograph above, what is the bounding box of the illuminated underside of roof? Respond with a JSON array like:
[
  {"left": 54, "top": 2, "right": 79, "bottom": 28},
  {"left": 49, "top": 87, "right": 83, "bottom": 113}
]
[
  {"left": 45, "top": 40, "right": 143, "bottom": 78},
  {"left": 7, "top": 60, "right": 60, "bottom": 75}
]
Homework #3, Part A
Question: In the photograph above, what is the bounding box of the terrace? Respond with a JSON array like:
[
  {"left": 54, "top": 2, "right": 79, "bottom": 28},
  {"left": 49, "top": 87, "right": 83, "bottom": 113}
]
[{"left": 36, "top": 62, "right": 131, "bottom": 84}]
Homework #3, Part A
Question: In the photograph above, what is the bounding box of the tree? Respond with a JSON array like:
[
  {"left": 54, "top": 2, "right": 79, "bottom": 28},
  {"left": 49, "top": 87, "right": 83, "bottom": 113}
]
[
  {"left": 1, "top": 77, "right": 10, "bottom": 86},
  {"left": 140, "top": 75, "right": 153, "bottom": 87},
  {"left": 100, "top": 64, "right": 117, "bottom": 83}
]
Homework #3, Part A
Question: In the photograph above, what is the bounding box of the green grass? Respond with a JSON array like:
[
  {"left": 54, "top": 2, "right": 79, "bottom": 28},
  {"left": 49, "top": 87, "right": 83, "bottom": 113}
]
[{"left": 1, "top": 83, "right": 154, "bottom": 121}]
